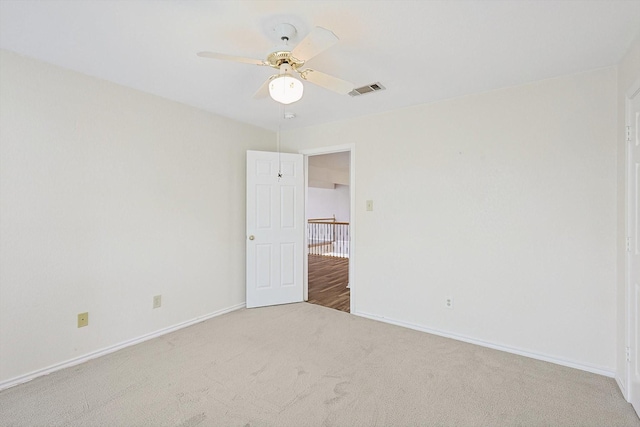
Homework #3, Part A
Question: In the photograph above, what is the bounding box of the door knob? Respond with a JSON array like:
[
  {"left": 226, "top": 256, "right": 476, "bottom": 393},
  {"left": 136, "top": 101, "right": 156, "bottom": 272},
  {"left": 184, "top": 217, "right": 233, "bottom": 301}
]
[{"left": 249, "top": 235, "right": 255, "bottom": 240}]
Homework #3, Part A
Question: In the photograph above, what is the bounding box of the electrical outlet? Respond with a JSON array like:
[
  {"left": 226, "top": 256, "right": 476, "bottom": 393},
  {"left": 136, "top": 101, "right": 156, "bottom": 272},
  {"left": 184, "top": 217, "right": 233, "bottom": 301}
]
[
  {"left": 77, "top": 312, "right": 89, "bottom": 328},
  {"left": 445, "top": 297, "right": 454, "bottom": 309},
  {"left": 366, "top": 200, "right": 374, "bottom": 211},
  {"left": 153, "top": 295, "right": 162, "bottom": 309}
]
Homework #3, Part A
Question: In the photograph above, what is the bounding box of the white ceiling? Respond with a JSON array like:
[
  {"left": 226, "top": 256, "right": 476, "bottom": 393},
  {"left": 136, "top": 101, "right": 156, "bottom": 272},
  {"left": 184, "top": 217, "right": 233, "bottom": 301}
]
[
  {"left": 308, "top": 152, "right": 350, "bottom": 188},
  {"left": 309, "top": 152, "right": 350, "bottom": 170},
  {"left": 1, "top": 1, "right": 639, "bottom": 131}
]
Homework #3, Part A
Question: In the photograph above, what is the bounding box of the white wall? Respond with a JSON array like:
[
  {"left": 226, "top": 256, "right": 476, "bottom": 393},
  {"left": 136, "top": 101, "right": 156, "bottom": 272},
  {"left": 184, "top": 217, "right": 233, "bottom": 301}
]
[
  {"left": 616, "top": 34, "right": 640, "bottom": 393},
  {"left": 0, "top": 50, "right": 273, "bottom": 385},
  {"left": 0, "top": 45, "right": 626, "bottom": 386},
  {"left": 283, "top": 67, "right": 618, "bottom": 373},
  {"left": 307, "top": 185, "right": 350, "bottom": 222}
]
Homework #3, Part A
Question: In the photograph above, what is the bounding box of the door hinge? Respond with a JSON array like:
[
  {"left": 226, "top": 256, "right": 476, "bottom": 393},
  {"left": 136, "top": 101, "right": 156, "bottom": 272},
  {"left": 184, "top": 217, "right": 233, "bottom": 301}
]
[
  {"left": 626, "top": 346, "right": 631, "bottom": 362},
  {"left": 627, "top": 126, "right": 632, "bottom": 142},
  {"left": 627, "top": 236, "right": 632, "bottom": 252}
]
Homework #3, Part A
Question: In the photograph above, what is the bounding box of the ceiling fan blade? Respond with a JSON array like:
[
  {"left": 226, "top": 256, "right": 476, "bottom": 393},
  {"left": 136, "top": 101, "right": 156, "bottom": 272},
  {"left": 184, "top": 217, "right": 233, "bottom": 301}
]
[
  {"left": 299, "top": 69, "right": 354, "bottom": 95},
  {"left": 197, "top": 51, "right": 266, "bottom": 66},
  {"left": 253, "top": 75, "right": 277, "bottom": 99},
  {"left": 290, "top": 27, "right": 339, "bottom": 62}
]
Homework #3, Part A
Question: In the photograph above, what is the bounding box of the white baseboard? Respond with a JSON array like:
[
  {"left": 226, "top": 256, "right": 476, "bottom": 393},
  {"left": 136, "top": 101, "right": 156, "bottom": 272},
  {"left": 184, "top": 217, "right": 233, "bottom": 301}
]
[
  {"left": 354, "top": 310, "right": 616, "bottom": 378},
  {"left": 616, "top": 374, "right": 629, "bottom": 401},
  {"left": 0, "top": 303, "right": 246, "bottom": 391}
]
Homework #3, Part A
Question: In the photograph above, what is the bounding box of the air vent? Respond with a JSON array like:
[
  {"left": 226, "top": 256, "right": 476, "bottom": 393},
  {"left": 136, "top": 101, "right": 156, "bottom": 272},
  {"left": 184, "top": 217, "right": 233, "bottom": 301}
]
[{"left": 349, "top": 82, "right": 386, "bottom": 97}]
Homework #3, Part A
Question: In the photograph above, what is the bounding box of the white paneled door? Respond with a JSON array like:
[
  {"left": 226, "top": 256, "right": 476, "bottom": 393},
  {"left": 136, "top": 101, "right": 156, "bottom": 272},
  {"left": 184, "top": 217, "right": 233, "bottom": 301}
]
[
  {"left": 246, "top": 150, "right": 304, "bottom": 308},
  {"left": 629, "top": 90, "right": 640, "bottom": 417}
]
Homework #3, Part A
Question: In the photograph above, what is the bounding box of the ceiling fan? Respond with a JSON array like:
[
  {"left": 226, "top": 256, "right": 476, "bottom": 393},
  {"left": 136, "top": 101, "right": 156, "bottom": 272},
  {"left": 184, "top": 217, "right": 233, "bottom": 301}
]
[{"left": 197, "top": 23, "right": 354, "bottom": 105}]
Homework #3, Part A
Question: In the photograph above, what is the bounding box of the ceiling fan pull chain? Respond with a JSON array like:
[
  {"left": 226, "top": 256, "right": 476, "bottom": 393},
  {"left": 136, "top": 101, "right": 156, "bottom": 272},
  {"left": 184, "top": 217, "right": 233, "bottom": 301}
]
[
  {"left": 277, "top": 103, "right": 283, "bottom": 180},
  {"left": 277, "top": 126, "right": 282, "bottom": 181}
]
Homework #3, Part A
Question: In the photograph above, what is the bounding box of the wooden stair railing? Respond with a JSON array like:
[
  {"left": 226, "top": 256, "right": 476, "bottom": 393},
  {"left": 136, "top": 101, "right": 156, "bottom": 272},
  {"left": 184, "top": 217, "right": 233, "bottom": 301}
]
[{"left": 307, "top": 216, "right": 349, "bottom": 258}]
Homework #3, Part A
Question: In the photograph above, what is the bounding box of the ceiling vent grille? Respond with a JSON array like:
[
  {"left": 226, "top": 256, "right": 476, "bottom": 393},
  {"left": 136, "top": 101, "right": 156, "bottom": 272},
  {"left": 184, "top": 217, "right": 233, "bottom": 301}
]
[{"left": 349, "top": 82, "right": 386, "bottom": 97}]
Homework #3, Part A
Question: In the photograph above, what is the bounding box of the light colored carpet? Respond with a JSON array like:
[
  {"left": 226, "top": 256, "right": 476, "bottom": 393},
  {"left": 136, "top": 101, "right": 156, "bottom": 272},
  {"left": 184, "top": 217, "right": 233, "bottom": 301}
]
[{"left": 0, "top": 302, "right": 638, "bottom": 427}]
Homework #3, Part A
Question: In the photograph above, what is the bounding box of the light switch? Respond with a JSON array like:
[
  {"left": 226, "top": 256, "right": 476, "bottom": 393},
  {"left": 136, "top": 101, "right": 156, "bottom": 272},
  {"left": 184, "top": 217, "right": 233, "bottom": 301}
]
[{"left": 366, "top": 200, "right": 373, "bottom": 211}]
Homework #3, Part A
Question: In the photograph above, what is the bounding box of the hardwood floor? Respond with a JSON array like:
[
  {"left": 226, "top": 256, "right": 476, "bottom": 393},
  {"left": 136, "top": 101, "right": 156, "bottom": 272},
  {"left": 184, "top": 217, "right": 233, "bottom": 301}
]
[{"left": 307, "top": 254, "right": 350, "bottom": 313}]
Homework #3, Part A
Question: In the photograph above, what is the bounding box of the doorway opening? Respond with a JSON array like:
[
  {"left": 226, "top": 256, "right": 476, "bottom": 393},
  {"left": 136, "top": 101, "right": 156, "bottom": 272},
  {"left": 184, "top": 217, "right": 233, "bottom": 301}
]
[{"left": 303, "top": 147, "right": 354, "bottom": 313}]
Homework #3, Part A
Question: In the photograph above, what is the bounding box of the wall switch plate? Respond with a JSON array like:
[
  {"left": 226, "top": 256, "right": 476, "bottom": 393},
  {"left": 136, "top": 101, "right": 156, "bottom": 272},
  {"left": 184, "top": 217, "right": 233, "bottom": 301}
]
[
  {"left": 77, "top": 312, "right": 89, "bottom": 328},
  {"left": 445, "top": 297, "right": 454, "bottom": 309},
  {"left": 153, "top": 295, "right": 162, "bottom": 309},
  {"left": 366, "top": 200, "right": 374, "bottom": 211}
]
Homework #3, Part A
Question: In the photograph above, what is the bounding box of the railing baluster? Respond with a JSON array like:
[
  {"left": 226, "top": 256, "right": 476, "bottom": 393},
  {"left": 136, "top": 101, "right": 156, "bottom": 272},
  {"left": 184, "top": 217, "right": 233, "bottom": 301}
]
[{"left": 307, "top": 218, "right": 349, "bottom": 258}]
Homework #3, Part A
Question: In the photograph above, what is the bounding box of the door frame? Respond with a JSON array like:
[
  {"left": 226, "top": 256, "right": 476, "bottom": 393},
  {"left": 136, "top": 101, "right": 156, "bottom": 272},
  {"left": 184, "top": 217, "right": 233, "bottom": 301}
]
[
  {"left": 299, "top": 144, "right": 356, "bottom": 313},
  {"left": 625, "top": 77, "right": 640, "bottom": 404}
]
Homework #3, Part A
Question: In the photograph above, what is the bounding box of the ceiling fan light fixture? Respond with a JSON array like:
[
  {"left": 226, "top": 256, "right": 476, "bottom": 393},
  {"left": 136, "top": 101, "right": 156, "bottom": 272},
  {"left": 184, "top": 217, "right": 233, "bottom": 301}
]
[{"left": 269, "top": 74, "right": 304, "bottom": 105}]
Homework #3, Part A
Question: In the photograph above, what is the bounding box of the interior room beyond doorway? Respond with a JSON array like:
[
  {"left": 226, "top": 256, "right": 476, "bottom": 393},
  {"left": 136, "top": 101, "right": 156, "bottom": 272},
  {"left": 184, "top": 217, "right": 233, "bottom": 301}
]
[{"left": 306, "top": 151, "right": 351, "bottom": 312}]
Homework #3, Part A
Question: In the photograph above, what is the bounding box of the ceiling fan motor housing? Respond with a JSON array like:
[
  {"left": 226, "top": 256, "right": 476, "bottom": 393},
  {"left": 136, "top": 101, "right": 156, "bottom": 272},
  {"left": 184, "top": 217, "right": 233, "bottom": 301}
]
[
  {"left": 265, "top": 23, "right": 305, "bottom": 70},
  {"left": 266, "top": 51, "right": 304, "bottom": 70}
]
